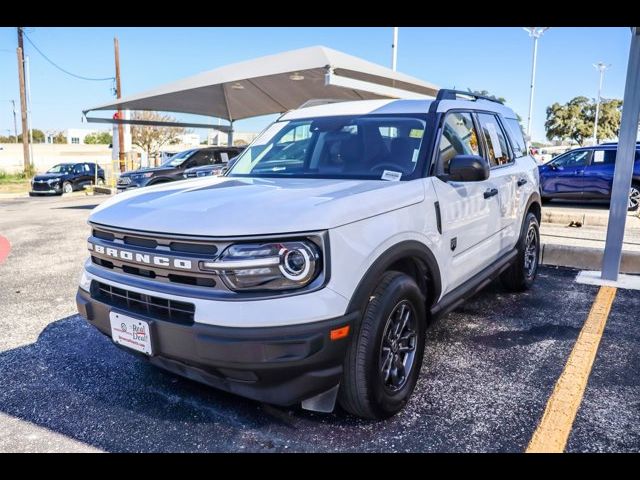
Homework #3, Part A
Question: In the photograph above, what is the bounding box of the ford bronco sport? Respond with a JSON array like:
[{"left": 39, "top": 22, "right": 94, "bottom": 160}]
[{"left": 77, "top": 90, "right": 542, "bottom": 419}]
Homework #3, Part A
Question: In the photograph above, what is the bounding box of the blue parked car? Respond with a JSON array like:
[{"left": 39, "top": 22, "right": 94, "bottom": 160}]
[{"left": 538, "top": 144, "right": 640, "bottom": 211}]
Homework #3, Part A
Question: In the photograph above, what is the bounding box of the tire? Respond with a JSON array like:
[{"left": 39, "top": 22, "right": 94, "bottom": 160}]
[
  {"left": 97, "top": 178, "right": 105, "bottom": 186},
  {"left": 501, "top": 211, "right": 540, "bottom": 292},
  {"left": 628, "top": 183, "right": 640, "bottom": 212},
  {"left": 62, "top": 181, "right": 73, "bottom": 194},
  {"left": 338, "top": 271, "right": 426, "bottom": 419}
]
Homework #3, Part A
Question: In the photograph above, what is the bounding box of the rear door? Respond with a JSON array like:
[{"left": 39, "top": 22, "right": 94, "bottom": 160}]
[
  {"left": 582, "top": 148, "right": 616, "bottom": 198},
  {"left": 430, "top": 110, "right": 503, "bottom": 291}
]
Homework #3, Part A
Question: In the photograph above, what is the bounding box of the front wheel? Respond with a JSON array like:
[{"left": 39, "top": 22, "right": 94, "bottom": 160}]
[
  {"left": 338, "top": 271, "right": 426, "bottom": 419},
  {"left": 62, "top": 181, "right": 73, "bottom": 194},
  {"left": 501, "top": 212, "right": 540, "bottom": 292}
]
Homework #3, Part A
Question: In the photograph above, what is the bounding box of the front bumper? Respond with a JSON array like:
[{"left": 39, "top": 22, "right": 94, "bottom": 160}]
[{"left": 76, "top": 287, "right": 356, "bottom": 407}]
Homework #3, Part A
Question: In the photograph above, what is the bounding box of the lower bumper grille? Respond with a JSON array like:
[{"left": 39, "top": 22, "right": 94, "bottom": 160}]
[{"left": 91, "top": 281, "right": 195, "bottom": 325}]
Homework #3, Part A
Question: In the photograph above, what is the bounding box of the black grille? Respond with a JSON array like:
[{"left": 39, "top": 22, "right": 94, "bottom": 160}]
[
  {"left": 92, "top": 281, "right": 195, "bottom": 325},
  {"left": 32, "top": 182, "right": 54, "bottom": 191}
]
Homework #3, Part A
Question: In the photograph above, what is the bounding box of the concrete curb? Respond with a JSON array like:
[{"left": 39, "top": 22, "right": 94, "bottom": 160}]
[
  {"left": 541, "top": 243, "right": 640, "bottom": 274},
  {"left": 542, "top": 210, "right": 639, "bottom": 227},
  {"left": 92, "top": 186, "right": 115, "bottom": 195}
]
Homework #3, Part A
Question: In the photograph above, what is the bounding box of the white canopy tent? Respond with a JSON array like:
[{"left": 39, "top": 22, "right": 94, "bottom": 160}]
[{"left": 83, "top": 45, "right": 440, "bottom": 144}]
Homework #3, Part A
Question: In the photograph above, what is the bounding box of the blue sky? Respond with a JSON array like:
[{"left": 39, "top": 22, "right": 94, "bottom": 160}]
[{"left": 0, "top": 27, "right": 632, "bottom": 142}]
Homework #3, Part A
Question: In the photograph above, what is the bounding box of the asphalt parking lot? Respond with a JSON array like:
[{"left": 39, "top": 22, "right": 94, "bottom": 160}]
[{"left": 0, "top": 194, "right": 638, "bottom": 452}]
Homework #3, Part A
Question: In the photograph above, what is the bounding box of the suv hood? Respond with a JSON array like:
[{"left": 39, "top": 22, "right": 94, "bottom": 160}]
[
  {"left": 90, "top": 176, "right": 425, "bottom": 236},
  {"left": 33, "top": 173, "right": 68, "bottom": 181}
]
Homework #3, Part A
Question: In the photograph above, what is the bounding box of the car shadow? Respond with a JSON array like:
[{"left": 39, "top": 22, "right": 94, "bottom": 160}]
[
  {"left": 52, "top": 204, "right": 100, "bottom": 210},
  {"left": 0, "top": 314, "right": 367, "bottom": 452}
]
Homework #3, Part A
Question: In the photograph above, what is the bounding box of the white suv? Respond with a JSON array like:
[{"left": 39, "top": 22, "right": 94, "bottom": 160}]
[{"left": 77, "top": 90, "right": 541, "bottom": 419}]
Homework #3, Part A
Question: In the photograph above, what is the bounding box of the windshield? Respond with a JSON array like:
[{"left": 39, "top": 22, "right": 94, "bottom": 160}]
[
  {"left": 47, "top": 164, "right": 74, "bottom": 174},
  {"left": 228, "top": 115, "right": 427, "bottom": 181},
  {"left": 162, "top": 149, "right": 194, "bottom": 167}
]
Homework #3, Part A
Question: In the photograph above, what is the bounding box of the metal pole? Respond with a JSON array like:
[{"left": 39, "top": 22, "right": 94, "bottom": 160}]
[
  {"left": 526, "top": 34, "right": 539, "bottom": 139},
  {"left": 592, "top": 62, "right": 610, "bottom": 145},
  {"left": 601, "top": 28, "right": 640, "bottom": 281},
  {"left": 114, "top": 37, "right": 126, "bottom": 173},
  {"left": 25, "top": 55, "right": 33, "bottom": 146},
  {"left": 391, "top": 27, "right": 398, "bottom": 71},
  {"left": 16, "top": 28, "right": 31, "bottom": 171},
  {"left": 10, "top": 100, "right": 18, "bottom": 142},
  {"left": 524, "top": 28, "right": 549, "bottom": 140},
  {"left": 228, "top": 121, "right": 234, "bottom": 147}
]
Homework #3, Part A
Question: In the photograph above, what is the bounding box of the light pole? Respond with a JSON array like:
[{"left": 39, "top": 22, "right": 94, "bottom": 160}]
[
  {"left": 592, "top": 62, "right": 611, "bottom": 145},
  {"left": 391, "top": 27, "right": 399, "bottom": 71},
  {"left": 523, "top": 27, "right": 550, "bottom": 141}
]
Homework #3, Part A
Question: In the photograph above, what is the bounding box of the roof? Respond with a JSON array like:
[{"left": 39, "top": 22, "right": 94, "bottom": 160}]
[
  {"left": 83, "top": 46, "right": 440, "bottom": 122},
  {"left": 280, "top": 98, "right": 518, "bottom": 120}
]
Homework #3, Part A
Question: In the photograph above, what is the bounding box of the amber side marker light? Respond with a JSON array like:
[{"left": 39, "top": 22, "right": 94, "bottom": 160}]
[{"left": 330, "top": 325, "right": 350, "bottom": 341}]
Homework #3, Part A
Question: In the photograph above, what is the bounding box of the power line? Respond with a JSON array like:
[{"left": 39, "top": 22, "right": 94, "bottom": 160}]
[{"left": 22, "top": 32, "right": 115, "bottom": 82}]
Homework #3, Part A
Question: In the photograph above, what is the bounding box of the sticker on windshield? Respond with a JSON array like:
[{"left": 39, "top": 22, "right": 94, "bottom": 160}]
[
  {"left": 381, "top": 170, "right": 402, "bottom": 181},
  {"left": 412, "top": 149, "right": 420, "bottom": 163}
]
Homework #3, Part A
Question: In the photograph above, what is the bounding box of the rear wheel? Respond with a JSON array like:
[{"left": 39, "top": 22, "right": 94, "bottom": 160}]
[
  {"left": 628, "top": 184, "right": 640, "bottom": 211},
  {"left": 501, "top": 212, "right": 540, "bottom": 292},
  {"left": 97, "top": 178, "right": 105, "bottom": 186},
  {"left": 338, "top": 271, "right": 426, "bottom": 419}
]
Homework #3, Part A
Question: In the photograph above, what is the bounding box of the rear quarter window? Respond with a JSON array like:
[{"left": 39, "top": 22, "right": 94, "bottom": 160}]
[{"left": 503, "top": 118, "right": 527, "bottom": 157}]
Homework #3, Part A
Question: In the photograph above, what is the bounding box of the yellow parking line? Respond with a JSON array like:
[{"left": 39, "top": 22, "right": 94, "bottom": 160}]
[{"left": 526, "top": 286, "right": 617, "bottom": 453}]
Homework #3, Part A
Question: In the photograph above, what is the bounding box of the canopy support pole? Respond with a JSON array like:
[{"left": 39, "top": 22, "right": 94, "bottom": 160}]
[
  {"left": 601, "top": 27, "right": 640, "bottom": 281},
  {"left": 228, "top": 121, "right": 234, "bottom": 147}
]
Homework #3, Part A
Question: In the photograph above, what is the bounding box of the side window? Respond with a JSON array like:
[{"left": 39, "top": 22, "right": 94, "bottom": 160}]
[
  {"left": 503, "top": 118, "right": 526, "bottom": 157},
  {"left": 437, "top": 112, "right": 480, "bottom": 174},
  {"left": 591, "top": 150, "right": 616, "bottom": 165},
  {"left": 73, "top": 164, "right": 83, "bottom": 174},
  {"left": 553, "top": 150, "right": 591, "bottom": 168},
  {"left": 83, "top": 164, "right": 91, "bottom": 172},
  {"left": 477, "top": 113, "right": 513, "bottom": 168},
  {"left": 191, "top": 151, "right": 214, "bottom": 167}
]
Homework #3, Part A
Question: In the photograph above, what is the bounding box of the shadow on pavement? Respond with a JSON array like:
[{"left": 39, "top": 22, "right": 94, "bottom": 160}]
[
  {"left": 0, "top": 314, "right": 365, "bottom": 452},
  {"left": 52, "top": 204, "right": 99, "bottom": 210}
]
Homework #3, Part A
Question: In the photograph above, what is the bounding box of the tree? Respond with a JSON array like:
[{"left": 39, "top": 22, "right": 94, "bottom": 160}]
[
  {"left": 466, "top": 88, "right": 506, "bottom": 104},
  {"left": 84, "top": 131, "right": 113, "bottom": 144},
  {"left": 468, "top": 89, "right": 524, "bottom": 128},
  {"left": 130, "top": 111, "right": 187, "bottom": 161},
  {"left": 545, "top": 96, "right": 622, "bottom": 145},
  {"left": 52, "top": 132, "right": 66, "bottom": 144},
  {"left": 17, "top": 129, "right": 45, "bottom": 143}
]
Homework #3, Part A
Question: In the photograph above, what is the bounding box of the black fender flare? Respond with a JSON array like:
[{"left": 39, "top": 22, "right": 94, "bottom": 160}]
[
  {"left": 345, "top": 240, "right": 442, "bottom": 315},
  {"left": 524, "top": 190, "right": 542, "bottom": 224}
]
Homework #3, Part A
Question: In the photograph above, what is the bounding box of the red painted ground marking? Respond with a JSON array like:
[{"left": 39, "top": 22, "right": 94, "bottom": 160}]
[{"left": 0, "top": 235, "right": 10, "bottom": 264}]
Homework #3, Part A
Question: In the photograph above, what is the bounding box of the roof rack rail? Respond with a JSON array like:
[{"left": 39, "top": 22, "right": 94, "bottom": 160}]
[
  {"left": 435, "top": 89, "right": 504, "bottom": 104},
  {"left": 297, "top": 98, "right": 347, "bottom": 109}
]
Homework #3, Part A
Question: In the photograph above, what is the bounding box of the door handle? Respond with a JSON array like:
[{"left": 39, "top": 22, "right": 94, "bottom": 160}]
[
  {"left": 484, "top": 188, "right": 499, "bottom": 199},
  {"left": 517, "top": 178, "right": 528, "bottom": 187}
]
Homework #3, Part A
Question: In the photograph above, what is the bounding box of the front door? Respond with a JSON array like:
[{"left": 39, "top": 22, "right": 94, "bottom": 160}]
[
  {"left": 540, "top": 149, "right": 591, "bottom": 198},
  {"left": 430, "top": 111, "right": 503, "bottom": 293}
]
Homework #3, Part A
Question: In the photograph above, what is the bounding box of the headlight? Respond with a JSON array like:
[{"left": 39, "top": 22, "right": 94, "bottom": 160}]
[
  {"left": 134, "top": 172, "right": 154, "bottom": 179},
  {"left": 201, "top": 240, "right": 321, "bottom": 291},
  {"left": 47, "top": 178, "right": 60, "bottom": 184}
]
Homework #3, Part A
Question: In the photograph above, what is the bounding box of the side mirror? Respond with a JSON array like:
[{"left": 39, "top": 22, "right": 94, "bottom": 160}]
[{"left": 447, "top": 155, "right": 489, "bottom": 182}]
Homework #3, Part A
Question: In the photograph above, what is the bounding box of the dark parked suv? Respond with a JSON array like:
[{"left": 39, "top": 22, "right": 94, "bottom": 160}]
[
  {"left": 117, "top": 146, "right": 243, "bottom": 193},
  {"left": 30, "top": 162, "right": 105, "bottom": 196},
  {"left": 539, "top": 143, "right": 640, "bottom": 210}
]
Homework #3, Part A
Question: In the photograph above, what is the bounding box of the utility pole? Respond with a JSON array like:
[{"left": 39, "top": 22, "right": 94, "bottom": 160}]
[
  {"left": 523, "top": 27, "right": 550, "bottom": 141},
  {"left": 10, "top": 100, "right": 18, "bottom": 142},
  {"left": 391, "top": 27, "right": 398, "bottom": 71},
  {"left": 114, "top": 36, "right": 125, "bottom": 172},
  {"left": 16, "top": 27, "right": 31, "bottom": 171},
  {"left": 592, "top": 62, "right": 611, "bottom": 145}
]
